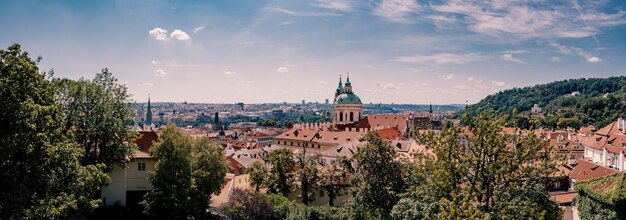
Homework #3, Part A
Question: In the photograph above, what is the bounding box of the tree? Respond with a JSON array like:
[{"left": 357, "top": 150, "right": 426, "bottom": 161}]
[
  {"left": 248, "top": 161, "right": 268, "bottom": 192},
  {"left": 348, "top": 132, "right": 405, "bottom": 218},
  {"left": 220, "top": 188, "right": 275, "bottom": 220},
  {"left": 264, "top": 149, "right": 296, "bottom": 197},
  {"left": 189, "top": 138, "right": 228, "bottom": 219},
  {"left": 143, "top": 124, "right": 193, "bottom": 219},
  {"left": 0, "top": 44, "right": 108, "bottom": 219},
  {"left": 407, "top": 110, "right": 562, "bottom": 219},
  {"left": 320, "top": 156, "right": 352, "bottom": 206},
  {"left": 143, "top": 125, "right": 227, "bottom": 219},
  {"left": 53, "top": 69, "right": 135, "bottom": 169},
  {"left": 296, "top": 147, "right": 320, "bottom": 205}
]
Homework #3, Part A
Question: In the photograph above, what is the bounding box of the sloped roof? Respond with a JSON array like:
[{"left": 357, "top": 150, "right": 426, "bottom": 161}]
[
  {"left": 571, "top": 159, "right": 618, "bottom": 181},
  {"left": 349, "top": 114, "right": 409, "bottom": 131},
  {"left": 376, "top": 127, "right": 403, "bottom": 140}
]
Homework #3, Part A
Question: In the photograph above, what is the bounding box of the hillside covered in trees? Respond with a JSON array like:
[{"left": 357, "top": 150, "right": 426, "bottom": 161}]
[{"left": 466, "top": 76, "right": 626, "bottom": 129}]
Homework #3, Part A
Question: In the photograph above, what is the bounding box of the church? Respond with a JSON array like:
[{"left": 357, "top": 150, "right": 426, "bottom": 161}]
[{"left": 271, "top": 75, "right": 430, "bottom": 164}]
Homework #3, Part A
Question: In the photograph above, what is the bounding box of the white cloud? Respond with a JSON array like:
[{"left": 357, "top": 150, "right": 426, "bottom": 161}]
[
  {"left": 149, "top": 28, "right": 168, "bottom": 41},
  {"left": 239, "top": 41, "right": 255, "bottom": 46},
  {"left": 151, "top": 60, "right": 159, "bottom": 64},
  {"left": 224, "top": 70, "right": 237, "bottom": 75},
  {"left": 587, "top": 56, "right": 602, "bottom": 63},
  {"left": 154, "top": 69, "right": 166, "bottom": 77},
  {"left": 428, "top": 1, "right": 626, "bottom": 40},
  {"left": 319, "top": 81, "right": 328, "bottom": 85},
  {"left": 453, "top": 85, "right": 469, "bottom": 89},
  {"left": 374, "top": 0, "right": 420, "bottom": 23},
  {"left": 266, "top": 6, "right": 341, "bottom": 17},
  {"left": 278, "top": 21, "right": 294, "bottom": 26},
  {"left": 468, "top": 76, "right": 484, "bottom": 84},
  {"left": 170, "top": 29, "right": 190, "bottom": 41},
  {"left": 311, "top": 0, "right": 353, "bottom": 12},
  {"left": 439, "top": 74, "right": 454, "bottom": 80},
  {"left": 394, "top": 53, "right": 487, "bottom": 65},
  {"left": 138, "top": 82, "right": 154, "bottom": 87},
  {"left": 375, "top": 81, "right": 399, "bottom": 90},
  {"left": 549, "top": 42, "right": 602, "bottom": 63},
  {"left": 550, "top": 56, "right": 562, "bottom": 62},
  {"left": 193, "top": 26, "right": 205, "bottom": 33},
  {"left": 277, "top": 67, "right": 289, "bottom": 73},
  {"left": 500, "top": 53, "right": 525, "bottom": 63},
  {"left": 491, "top": 80, "right": 506, "bottom": 87}
]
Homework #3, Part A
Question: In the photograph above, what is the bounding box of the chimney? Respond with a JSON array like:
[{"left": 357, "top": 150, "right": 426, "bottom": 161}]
[{"left": 620, "top": 118, "right": 626, "bottom": 133}]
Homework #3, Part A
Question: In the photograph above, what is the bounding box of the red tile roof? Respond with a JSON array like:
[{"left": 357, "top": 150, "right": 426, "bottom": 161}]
[
  {"left": 226, "top": 156, "right": 247, "bottom": 175},
  {"left": 376, "top": 127, "right": 403, "bottom": 140},
  {"left": 570, "top": 159, "right": 618, "bottom": 181}
]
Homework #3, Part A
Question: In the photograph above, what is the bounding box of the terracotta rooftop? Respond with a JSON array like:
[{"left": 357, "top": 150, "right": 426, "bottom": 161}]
[{"left": 570, "top": 159, "right": 618, "bottom": 181}]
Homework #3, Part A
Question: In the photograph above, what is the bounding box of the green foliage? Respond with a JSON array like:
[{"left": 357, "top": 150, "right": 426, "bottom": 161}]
[
  {"left": 320, "top": 156, "right": 352, "bottom": 206},
  {"left": 248, "top": 161, "right": 268, "bottom": 192},
  {"left": 575, "top": 173, "right": 626, "bottom": 219},
  {"left": 143, "top": 125, "right": 227, "bottom": 219},
  {"left": 347, "top": 132, "right": 405, "bottom": 218},
  {"left": 268, "top": 194, "right": 342, "bottom": 220},
  {"left": 264, "top": 149, "right": 296, "bottom": 197},
  {"left": 0, "top": 44, "right": 109, "bottom": 219},
  {"left": 220, "top": 188, "right": 275, "bottom": 220},
  {"left": 406, "top": 110, "right": 562, "bottom": 219},
  {"left": 297, "top": 147, "right": 321, "bottom": 205},
  {"left": 143, "top": 124, "right": 193, "bottom": 219},
  {"left": 53, "top": 68, "right": 135, "bottom": 169},
  {"left": 190, "top": 137, "right": 228, "bottom": 219},
  {"left": 466, "top": 77, "right": 626, "bottom": 129}
]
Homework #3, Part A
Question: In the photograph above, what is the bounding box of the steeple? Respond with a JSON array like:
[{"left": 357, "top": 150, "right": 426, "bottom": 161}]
[
  {"left": 429, "top": 102, "right": 433, "bottom": 114},
  {"left": 344, "top": 72, "right": 352, "bottom": 93},
  {"left": 335, "top": 75, "right": 343, "bottom": 97},
  {"left": 146, "top": 94, "right": 153, "bottom": 126}
]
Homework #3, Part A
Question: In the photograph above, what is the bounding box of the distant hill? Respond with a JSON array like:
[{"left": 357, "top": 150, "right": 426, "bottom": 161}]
[{"left": 466, "top": 76, "right": 626, "bottom": 129}]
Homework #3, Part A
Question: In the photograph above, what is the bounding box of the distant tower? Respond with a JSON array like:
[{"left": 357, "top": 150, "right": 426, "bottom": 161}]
[
  {"left": 214, "top": 112, "right": 220, "bottom": 131},
  {"left": 146, "top": 94, "right": 153, "bottom": 127},
  {"left": 428, "top": 102, "right": 433, "bottom": 120}
]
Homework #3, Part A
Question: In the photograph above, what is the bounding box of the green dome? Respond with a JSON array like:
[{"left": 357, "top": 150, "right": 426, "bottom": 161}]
[{"left": 334, "top": 93, "right": 362, "bottom": 104}]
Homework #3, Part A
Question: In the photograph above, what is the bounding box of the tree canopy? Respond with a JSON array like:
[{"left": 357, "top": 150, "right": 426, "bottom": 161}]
[
  {"left": 0, "top": 44, "right": 108, "bottom": 219},
  {"left": 466, "top": 77, "right": 626, "bottom": 129}
]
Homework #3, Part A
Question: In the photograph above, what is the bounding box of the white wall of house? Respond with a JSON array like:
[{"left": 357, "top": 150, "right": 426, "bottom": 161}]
[
  {"left": 101, "top": 158, "right": 156, "bottom": 207},
  {"left": 101, "top": 164, "right": 127, "bottom": 206}
]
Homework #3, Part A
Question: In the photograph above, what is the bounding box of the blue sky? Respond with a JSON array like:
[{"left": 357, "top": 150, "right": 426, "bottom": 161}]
[{"left": 1, "top": 0, "right": 625, "bottom": 104}]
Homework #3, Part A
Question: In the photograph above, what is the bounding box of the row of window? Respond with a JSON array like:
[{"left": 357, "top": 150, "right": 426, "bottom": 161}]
[
  {"left": 274, "top": 140, "right": 322, "bottom": 148},
  {"left": 337, "top": 111, "right": 360, "bottom": 122}
]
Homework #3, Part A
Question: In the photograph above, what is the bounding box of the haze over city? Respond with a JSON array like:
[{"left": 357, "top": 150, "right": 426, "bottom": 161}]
[{"left": 1, "top": 0, "right": 625, "bottom": 104}]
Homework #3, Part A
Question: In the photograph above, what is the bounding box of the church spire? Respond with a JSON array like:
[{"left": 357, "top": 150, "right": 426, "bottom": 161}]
[
  {"left": 343, "top": 72, "right": 352, "bottom": 93},
  {"left": 146, "top": 94, "right": 153, "bottom": 127},
  {"left": 335, "top": 74, "right": 343, "bottom": 98}
]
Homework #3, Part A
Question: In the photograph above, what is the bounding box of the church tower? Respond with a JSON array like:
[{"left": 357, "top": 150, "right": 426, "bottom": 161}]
[
  {"left": 335, "top": 75, "right": 343, "bottom": 98},
  {"left": 333, "top": 73, "right": 363, "bottom": 125},
  {"left": 145, "top": 94, "right": 153, "bottom": 127}
]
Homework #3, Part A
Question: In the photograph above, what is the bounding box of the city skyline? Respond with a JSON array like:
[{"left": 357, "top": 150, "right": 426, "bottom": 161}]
[{"left": 1, "top": 0, "right": 625, "bottom": 104}]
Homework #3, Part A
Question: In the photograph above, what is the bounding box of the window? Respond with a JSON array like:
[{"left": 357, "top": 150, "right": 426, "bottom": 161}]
[
  {"left": 350, "top": 112, "right": 354, "bottom": 121},
  {"left": 139, "top": 144, "right": 145, "bottom": 150},
  {"left": 138, "top": 162, "right": 146, "bottom": 171},
  {"left": 554, "top": 181, "right": 561, "bottom": 189},
  {"left": 339, "top": 112, "right": 343, "bottom": 121}
]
